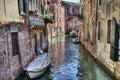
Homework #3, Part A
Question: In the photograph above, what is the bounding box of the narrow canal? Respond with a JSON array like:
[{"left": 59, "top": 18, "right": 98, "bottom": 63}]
[{"left": 21, "top": 35, "right": 114, "bottom": 80}]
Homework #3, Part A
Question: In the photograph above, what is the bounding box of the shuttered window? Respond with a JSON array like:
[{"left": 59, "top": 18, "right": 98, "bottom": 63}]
[
  {"left": 18, "top": 0, "right": 26, "bottom": 15},
  {"left": 34, "top": 34, "right": 38, "bottom": 55},
  {"left": 107, "top": 20, "right": 111, "bottom": 43},
  {"left": 80, "top": 6, "right": 84, "bottom": 15},
  {"left": 11, "top": 32, "right": 19, "bottom": 56},
  {"left": 98, "top": 0, "right": 101, "bottom": 6},
  {"left": 110, "top": 18, "right": 119, "bottom": 61},
  {"left": 106, "top": 1, "right": 111, "bottom": 18},
  {"left": 98, "top": 21, "right": 101, "bottom": 40}
]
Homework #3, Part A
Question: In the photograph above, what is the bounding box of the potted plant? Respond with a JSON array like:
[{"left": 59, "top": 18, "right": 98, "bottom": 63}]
[{"left": 44, "top": 17, "right": 53, "bottom": 25}]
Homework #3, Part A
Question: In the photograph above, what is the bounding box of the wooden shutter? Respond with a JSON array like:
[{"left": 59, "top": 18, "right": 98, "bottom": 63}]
[
  {"left": 110, "top": 17, "right": 119, "bottom": 61},
  {"left": 18, "top": 0, "right": 26, "bottom": 14},
  {"left": 98, "top": 21, "right": 101, "bottom": 40}
]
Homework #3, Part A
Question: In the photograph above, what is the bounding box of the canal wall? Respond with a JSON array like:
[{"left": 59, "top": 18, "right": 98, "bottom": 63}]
[{"left": 79, "top": 40, "right": 119, "bottom": 80}]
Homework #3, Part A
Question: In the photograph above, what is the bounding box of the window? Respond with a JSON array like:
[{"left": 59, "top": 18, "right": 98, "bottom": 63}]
[
  {"left": 40, "top": 32, "right": 42, "bottom": 48},
  {"left": 18, "top": 0, "right": 27, "bottom": 15},
  {"left": 106, "top": 1, "right": 111, "bottom": 18},
  {"left": 60, "top": 27, "right": 62, "bottom": 32},
  {"left": 60, "top": 18, "right": 62, "bottom": 22},
  {"left": 11, "top": 32, "right": 19, "bottom": 56},
  {"left": 75, "top": 21, "right": 77, "bottom": 25},
  {"left": 60, "top": 8, "right": 61, "bottom": 14},
  {"left": 107, "top": 20, "right": 111, "bottom": 43},
  {"left": 65, "top": 9, "right": 67, "bottom": 15},
  {"left": 54, "top": 27, "right": 55, "bottom": 32},
  {"left": 90, "top": 0, "right": 92, "bottom": 14},
  {"left": 92, "top": 0, "right": 95, "bottom": 8},
  {"left": 80, "top": 6, "right": 84, "bottom": 15},
  {"left": 54, "top": 27, "right": 58, "bottom": 32},
  {"left": 44, "top": 30, "right": 46, "bottom": 36},
  {"left": 98, "top": 21, "right": 101, "bottom": 40},
  {"left": 72, "top": 7, "right": 75, "bottom": 13},
  {"left": 98, "top": 0, "right": 101, "bottom": 6},
  {"left": 34, "top": 33, "right": 38, "bottom": 55}
]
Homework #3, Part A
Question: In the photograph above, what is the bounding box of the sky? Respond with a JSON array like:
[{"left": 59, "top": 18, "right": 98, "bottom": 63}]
[{"left": 62, "top": 0, "right": 80, "bottom": 3}]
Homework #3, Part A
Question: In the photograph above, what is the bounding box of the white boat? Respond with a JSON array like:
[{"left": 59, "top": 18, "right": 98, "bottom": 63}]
[
  {"left": 72, "top": 38, "right": 80, "bottom": 43},
  {"left": 70, "top": 30, "right": 78, "bottom": 37},
  {"left": 25, "top": 53, "right": 51, "bottom": 79}
]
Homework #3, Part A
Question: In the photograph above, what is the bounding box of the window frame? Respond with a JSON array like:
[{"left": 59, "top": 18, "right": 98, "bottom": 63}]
[
  {"left": 106, "top": 0, "right": 112, "bottom": 18},
  {"left": 11, "top": 32, "right": 20, "bottom": 56},
  {"left": 18, "top": 0, "right": 27, "bottom": 15},
  {"left": 97, "top": 21, "right": 101, "bottom": 40},
  {"left": 107, "top": 19, "right": 112, "bottom": 43}
]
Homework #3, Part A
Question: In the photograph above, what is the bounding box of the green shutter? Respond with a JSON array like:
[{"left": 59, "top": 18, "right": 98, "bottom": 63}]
[
  {"left": 110, "top": 17, "right": 119, "bottom": 61},
  {"left": 18, "top": 0, "right": 27, "bottom": 15}
]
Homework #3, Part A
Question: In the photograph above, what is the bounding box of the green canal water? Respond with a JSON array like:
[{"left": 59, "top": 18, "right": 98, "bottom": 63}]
[{"left": 21, "top": 35, "right": 114, "bottom": 80}]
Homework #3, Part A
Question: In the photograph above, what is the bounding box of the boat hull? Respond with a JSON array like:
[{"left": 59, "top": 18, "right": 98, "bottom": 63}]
[{"left": 27, "top": 67, "right": 48, "bottom": 79}]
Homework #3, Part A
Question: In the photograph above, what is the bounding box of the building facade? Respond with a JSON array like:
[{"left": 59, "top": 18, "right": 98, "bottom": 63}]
[
  {"left": 62, "top": 1, "right": 79, "bottom": 34},
  {"left": 29, "top": 0, "right": 50, "bottom": 55},
  {"left": 48, "top": 0, "right": 65, "bottom": 39},
  {"left": 66, "top": 17, "right": 79, "bottom": 33},
  {"left": 0, "top": 0, "right": 50, "bottom": 79},
  {"left": 79, "top": 0, "right": 120, "bottom": 79}
]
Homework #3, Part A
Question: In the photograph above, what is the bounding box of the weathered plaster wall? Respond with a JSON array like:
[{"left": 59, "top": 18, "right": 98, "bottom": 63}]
[
  {"left": 0, "top": 0, "right": 20, "bottom": 24},
  {"left": 0, "top": 23, "right": 34, "bottom": 80}
]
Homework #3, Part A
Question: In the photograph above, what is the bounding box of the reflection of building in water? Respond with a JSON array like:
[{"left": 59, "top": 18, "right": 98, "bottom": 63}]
[{"left": 49, "top": 35, "right": 65, "bottom": 67}]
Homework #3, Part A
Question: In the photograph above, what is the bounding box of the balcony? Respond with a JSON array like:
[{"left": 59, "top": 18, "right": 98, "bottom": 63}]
[
  {"left": 29, "top": 10, "right": 52, "bottom": 29},
  {"left": 29, "top": 15, "right": 45, "bottom": 28}
]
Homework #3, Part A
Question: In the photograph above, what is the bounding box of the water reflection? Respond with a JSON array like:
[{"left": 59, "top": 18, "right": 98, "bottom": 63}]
[
  {"left": 49, "top": 35, "right": 79, "bottom": 80},
  {"left": 49, "top": 35, "right": 65, "bottom": 67},
  {"left": 78, "top": 45, "right": 113, "bottom": 80}
]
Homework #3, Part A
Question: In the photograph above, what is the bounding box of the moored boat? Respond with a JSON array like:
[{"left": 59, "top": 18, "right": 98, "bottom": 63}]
[
  {"left": 70, "top": 30, "right": 78, "bottom": 37},
  {"left": 25, "top": 53, "right": 51, "bottom": 79},
  {"left": 72, "top": 38, "right": 80, "bottom": 44}
]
